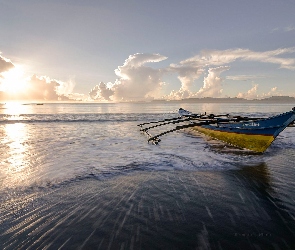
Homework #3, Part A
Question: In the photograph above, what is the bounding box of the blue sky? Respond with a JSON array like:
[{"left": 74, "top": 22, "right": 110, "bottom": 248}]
[{"left": 0, "top": 0, "right": 295, "bottom": 101}]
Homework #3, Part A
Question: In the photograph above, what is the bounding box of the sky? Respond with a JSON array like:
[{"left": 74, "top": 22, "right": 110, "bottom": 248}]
[{"left": 0, "top": 0, "right": 295, "bottom": 102}]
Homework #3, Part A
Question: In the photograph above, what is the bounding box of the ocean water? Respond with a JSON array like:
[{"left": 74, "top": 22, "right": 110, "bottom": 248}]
[{"left": 0, "top": 102, "right": 295, "bottom": 249}]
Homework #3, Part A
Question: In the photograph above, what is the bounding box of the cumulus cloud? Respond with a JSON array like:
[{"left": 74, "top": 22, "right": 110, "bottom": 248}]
[
  {"left": 112, "top": 53, "right": 167, "bottom": 101},
  {"left": 272, "top": 26, "right": 295, "bottom": 33},
  {"left": 89, "top": 53, "right": 167, "bottom": 102},
  {"left": 0, "top": 73, "right": 74, "bottom": 101},
  {"left": 164, "top": 47, "right": 295, "bottom": 100},
  {"left": 196, "top": 66, "right": 230, "bottom": 97},
  {"left": 56, "top": 77, "right": 75, "bottom": 96},
  {"left": 117, "top": 53, "right": 167, "bottom": 68},
  {"left": 180, "top": 47, "right": 295, "bottom": 70},
  {"left": 0, "top": 52, "right": 79, "bottom": 101},
  {"left": 165, "top": 89, "right": 192, "bottom": 100},
  {"left": 237, "top": 84, "right": 259, "bottom": 99},
  {"left": 87, "top": 48, "right": 295, "bottom": 101},
  {"left": 89, "top": 82, "right": 114, "bottom": 101},
  {"left": 226, "top": 75, "right": 265, "bottom": 81},
  {"left": 2, "top": 47, "right": 295, "bottom": 102},
  {"left": 0, "top": 54, "right": 14, "bottom": 74},
  {"left": 261, "top": 86, "right": 281, "bottom": 98},
  {"left": 165, "top": 66, "right": 229, "bottom": 100},
  {"left": 169, "top": 64, "right": 204, "bottom": 91},
  {"left": 25, "top": 75, "right": 60, "bottom": 100},
  {"left": 25, "top": 75, "right": 76, "bottom": 101},
  {"left": 237, "top": 85, "right": 281, "bottom": 100},
  {"left": 67, "top": 92, "right": 87, "bottom": 101},
  {"left": 0, "top": 54, "right": 15, "bottom": 99}
]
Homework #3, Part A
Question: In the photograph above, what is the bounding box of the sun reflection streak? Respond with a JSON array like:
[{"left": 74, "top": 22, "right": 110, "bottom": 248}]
[
  {"left": 3, "top": 102, "right": 27, "bottom": 116},
  {"left": 0, "top": 123, "right": 32, "bottom": 188}
]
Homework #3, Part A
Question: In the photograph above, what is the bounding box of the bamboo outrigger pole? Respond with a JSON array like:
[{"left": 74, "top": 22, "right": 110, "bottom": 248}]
[
  {"left": 147, "top": 121, "right": 213, "bottom": 144},
  {"left": 138, "top": 116, "right": 206, "bottom": 132}
]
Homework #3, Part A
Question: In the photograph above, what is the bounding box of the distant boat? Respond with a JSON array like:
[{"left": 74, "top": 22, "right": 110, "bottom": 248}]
[
  {"left": 178, "top": 107, "right": 192, "bottom": 116},
  {"left": 138, "top": 108, "right": 295, "bottom": 153},
  {"left": 36, "top": 103, "right": 44, "bottom": 105},
  {"left": 191, "top": 109, "right": 295, "bottom": 152}
]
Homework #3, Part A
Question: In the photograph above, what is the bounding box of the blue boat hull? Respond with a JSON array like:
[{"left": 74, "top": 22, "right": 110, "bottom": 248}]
[{"left": 192, "top": 110, "right": 295, "bottom": 152}]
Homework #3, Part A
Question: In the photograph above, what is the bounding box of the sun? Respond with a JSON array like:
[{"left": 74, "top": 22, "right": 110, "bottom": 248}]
[{"left": 1, "top": 65, "right": 28, "bottom": 95}]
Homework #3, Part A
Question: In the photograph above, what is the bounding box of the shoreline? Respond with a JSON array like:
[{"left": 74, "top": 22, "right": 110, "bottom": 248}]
[{"left": 1, "top": 168, "right": 294, "bottom": 249}]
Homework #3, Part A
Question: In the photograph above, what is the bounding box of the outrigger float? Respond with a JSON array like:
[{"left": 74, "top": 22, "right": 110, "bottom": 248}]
[{"left": 137, "top": 108, "right": 295, "bottom": 153}]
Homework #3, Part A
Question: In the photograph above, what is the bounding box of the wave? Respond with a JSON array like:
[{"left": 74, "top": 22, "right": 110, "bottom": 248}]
[
  {"left": 0, "top": 109, "right": 273, "bottom": 125},
  {"left": 0, "top": 113, "right": 175, "bottom": 124}
]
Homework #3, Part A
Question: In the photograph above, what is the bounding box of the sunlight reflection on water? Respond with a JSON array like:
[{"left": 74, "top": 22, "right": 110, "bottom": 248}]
[
  {"left": 3, "top": 102, "right": 31, "bottom": 117},
  {"left": 1, "top": 123, "right": 32, "bottom": 188},
  {"left": 0, "top": 102, "right": 294, "bottom": 191}
]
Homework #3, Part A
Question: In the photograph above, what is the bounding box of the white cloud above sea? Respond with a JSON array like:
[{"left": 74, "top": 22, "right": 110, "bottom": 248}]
[
  {"left": 0, "top": 54, "right": 14, "bottom": 74},
  {"left": 0, "top": 47, "right": 295, "bottom": 101},
  {"left": 0, "top": 71, "right": 73, "bottom": 101},
  {"left": 284, "top": 26, "right": 295, "bottom": 32},
  {"left": 22, "top": 75, "right": 73, "bottom": 101},
  {"left": 271, "top": 26, "right": 295, "bottom": 33},
  {"left": 196, "top": 66, "right": 230, "bottom": 98},
  {"left": 226, "top": 75, "right": 266, "bottom": 81},
  {"left": 237, "top": 84, "right": 259, "bottom": 99},
  {"left": 89, "top": 53, "right": 167, "bottom": 102},
  {"left": 161, "top": 47, "right": 295, "bottom": 100},
  {"left": 237, "top": 84, "right": 280, "bottom": 99},
  {"left": 180, "top": 48, "right": 295, "bottom": 70},
  {"left": 89, "top": 82, "right": 114, "bottom": 101}
]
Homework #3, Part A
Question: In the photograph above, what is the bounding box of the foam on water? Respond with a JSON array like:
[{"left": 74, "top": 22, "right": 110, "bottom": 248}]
[{"left": 0, "top": 103, "right": 291, "bottom": 191}]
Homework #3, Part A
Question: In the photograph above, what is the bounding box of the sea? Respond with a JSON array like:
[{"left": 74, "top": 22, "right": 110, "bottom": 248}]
[{"left": 0, "top": 102, "right": 295, "bottom": 250}]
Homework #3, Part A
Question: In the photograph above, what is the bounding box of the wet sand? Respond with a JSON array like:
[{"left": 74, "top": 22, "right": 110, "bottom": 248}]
[{"left": 1, "top": 165, "right": 295, "bottom": 250}]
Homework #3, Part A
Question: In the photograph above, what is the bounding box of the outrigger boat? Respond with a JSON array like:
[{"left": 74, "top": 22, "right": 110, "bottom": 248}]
[{"left": 138, "top": 107, "right": 295, "bottom": 153}]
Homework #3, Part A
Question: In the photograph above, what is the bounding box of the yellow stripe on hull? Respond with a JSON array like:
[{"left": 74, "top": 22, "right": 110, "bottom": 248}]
[{"left": 192, "top": 126, "right": 274, "bottom": 153}]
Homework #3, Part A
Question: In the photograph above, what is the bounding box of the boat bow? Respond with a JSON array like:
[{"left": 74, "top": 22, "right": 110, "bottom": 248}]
[{"left": 192, "top": 109, "right": 295, "bottom": 153}]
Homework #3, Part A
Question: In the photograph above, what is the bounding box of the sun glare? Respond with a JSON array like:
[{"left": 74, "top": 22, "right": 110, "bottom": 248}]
[
  {"left": 1, "top": 65, "right": 28, "bottom": 95},
  {"left": 4, "top": 102, "right": 28, "bottom": 116},
  {"left": 2, "top": 122, "right": 32, "bottom": 188}
]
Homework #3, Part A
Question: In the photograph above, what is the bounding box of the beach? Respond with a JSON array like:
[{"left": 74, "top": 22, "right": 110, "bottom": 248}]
[{"left": 1, "top": 103, "right": 295, "bottom": 249}]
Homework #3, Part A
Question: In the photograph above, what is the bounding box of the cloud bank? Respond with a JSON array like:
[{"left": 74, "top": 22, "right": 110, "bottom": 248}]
[
  {"left": 1, "top": 47, "right": 295, "bottom": 102},
  {"left": 164, "top": 47, "right": 295, "bottom": 99},
  {"left": 181, "top": 47, "right": 295, "bottom": 70}
]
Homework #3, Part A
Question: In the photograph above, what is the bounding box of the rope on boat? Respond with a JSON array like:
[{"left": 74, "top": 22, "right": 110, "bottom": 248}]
[
  {"left": 147, "top": 121, "right": 213, "bottom": 143},
  {"left": 138, "top": 116, "right": 208, "bottom": 132},
  {"left": 137, "top": 116, "right": 186, "bottom": 127},
  {"left": 139, "top": 114, "right": 257, "bottom": 133},
  {"left": 138, "top": 117, "right": 192, "bottom": 144}
]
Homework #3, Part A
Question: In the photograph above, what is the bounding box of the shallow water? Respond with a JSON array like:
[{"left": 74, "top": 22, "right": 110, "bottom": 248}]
[{"left": 0, "top": 102, "right": 295, "bottom": 249}]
